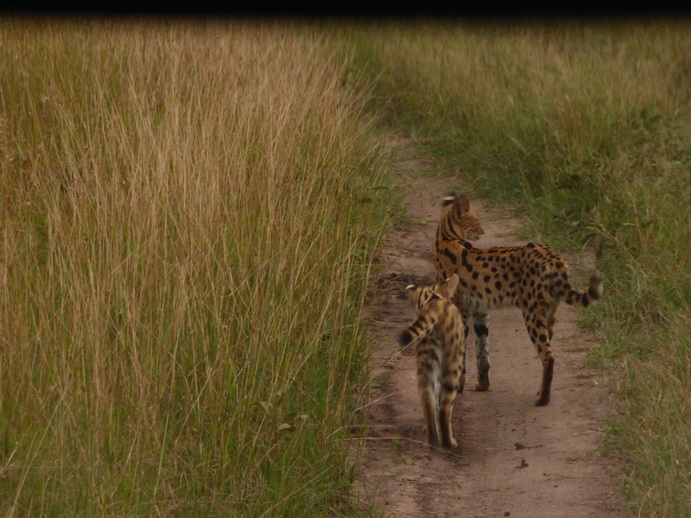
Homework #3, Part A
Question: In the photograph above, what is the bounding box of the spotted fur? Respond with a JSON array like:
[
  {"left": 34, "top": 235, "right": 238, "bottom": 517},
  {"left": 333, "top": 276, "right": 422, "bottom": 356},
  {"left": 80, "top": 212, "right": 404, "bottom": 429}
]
[
  {"left": 399, "top": 274, "right": 465, "bottom": 448},
  {"left": 434, "top": 193, "right": 603, "bottom": 406}
]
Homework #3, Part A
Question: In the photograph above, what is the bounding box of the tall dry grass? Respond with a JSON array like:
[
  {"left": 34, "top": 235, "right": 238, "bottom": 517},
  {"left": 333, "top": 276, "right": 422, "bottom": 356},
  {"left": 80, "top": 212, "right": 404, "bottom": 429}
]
[
  {"left": 0, "top": 18, "right": 392, "bottom": 515},
  {"left": 343, "top": 20, "right": 690, "bottom": 516}
]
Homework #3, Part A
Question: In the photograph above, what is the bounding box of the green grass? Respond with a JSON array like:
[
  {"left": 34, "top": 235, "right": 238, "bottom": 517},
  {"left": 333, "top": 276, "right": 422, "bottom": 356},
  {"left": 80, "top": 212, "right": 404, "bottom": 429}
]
[
  {"left": 0, "top": 18, "right": 397, "bottom": 516},
  {"left": 341, "top": 19, "right": 690, "bottom": 516}
]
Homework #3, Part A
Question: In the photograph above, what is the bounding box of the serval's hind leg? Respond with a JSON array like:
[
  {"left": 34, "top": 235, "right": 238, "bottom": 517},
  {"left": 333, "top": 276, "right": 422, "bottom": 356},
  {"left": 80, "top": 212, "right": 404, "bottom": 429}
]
[{"left": 523, "top": 305, "right": 554, "bottom": 406}]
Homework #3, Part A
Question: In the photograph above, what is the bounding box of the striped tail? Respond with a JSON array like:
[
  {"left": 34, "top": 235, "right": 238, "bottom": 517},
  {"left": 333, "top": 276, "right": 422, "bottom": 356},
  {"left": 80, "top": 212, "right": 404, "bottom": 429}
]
[
  {"left": 399, "top": 314, "right": 435, "bottom": 346},
  {"left": 565, "top": 273, "right": 603, "bottom": 308}
]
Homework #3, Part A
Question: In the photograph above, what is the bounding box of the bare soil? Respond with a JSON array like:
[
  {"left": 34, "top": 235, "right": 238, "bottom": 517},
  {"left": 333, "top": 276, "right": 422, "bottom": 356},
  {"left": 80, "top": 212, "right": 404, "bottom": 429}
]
[{"left": 355, "top": 136, "right": 624, "bottom": 517}]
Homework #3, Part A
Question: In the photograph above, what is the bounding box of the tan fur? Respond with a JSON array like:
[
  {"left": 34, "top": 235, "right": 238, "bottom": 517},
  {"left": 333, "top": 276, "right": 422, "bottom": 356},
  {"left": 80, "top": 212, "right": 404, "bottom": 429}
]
[
  {"left": 400, "top": 274, "right": 465, "bottom": 448},
  {"left": 434, "top": 194, "right": 602, "bottom": 406}
]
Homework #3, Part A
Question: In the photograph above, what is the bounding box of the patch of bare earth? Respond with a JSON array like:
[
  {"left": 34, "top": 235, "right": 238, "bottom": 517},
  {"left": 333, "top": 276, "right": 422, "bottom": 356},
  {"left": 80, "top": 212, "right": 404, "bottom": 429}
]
[{"left": 355, "top": 136, "right": 624, "bottom": 517}]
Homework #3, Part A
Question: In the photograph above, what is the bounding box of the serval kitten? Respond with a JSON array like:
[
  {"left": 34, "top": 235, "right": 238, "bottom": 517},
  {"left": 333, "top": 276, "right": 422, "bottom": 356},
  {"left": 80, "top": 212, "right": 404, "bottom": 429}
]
[{"left": 400, "top": 274, "right": 465, "bottom": 448}]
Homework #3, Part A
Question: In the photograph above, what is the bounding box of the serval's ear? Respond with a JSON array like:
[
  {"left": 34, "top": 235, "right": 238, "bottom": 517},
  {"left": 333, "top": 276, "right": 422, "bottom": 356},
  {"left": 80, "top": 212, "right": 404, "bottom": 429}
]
[
  {"left": 458, "top": 194, "right": 470, "bottom": 211},
  {"left": 436, "top": 274, "right": 459, "bottom": 300},
  {"left": 453, "top": 194, "right": 470, "bottom": 220},
  {"left": 442, "top": 192, "right": 457, "bottom": 207},
  {"left": 445, "top": 273, "right": 459, "bottom": 298}
]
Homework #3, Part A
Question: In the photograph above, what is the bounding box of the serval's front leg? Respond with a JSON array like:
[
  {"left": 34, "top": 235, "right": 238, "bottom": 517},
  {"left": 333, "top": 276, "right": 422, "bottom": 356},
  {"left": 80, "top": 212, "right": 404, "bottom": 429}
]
[{"left": 473, "top": 312, "right": 490, "bottom": 391}]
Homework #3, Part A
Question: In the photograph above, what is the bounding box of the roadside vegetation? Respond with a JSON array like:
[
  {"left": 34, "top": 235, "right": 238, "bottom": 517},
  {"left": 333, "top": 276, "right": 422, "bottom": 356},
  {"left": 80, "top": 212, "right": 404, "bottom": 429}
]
[
  {"left": 343, "top": 19, "right": 690, "bottom": 517},
  {"left": 0, "top": 18, "right": 396, "bottom": 516}
]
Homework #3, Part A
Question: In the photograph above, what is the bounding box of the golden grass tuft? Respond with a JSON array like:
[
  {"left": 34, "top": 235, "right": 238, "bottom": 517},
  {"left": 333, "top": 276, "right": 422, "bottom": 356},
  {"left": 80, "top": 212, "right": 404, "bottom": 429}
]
[{"left": 0, "top": 18, "right": 392, "bottom": 515}]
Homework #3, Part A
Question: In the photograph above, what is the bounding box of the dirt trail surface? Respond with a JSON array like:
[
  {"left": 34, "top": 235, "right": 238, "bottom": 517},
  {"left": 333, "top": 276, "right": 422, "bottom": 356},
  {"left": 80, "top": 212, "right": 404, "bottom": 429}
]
[{"left": 356, "top": 137, "right": 624, "bottom": 517}]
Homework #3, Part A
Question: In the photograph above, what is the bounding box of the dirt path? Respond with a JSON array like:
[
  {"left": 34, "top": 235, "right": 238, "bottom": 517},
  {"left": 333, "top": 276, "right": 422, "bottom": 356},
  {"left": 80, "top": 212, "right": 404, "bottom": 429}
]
[{"left": 356, "top": 136, "right": 624, "bottom": 517}]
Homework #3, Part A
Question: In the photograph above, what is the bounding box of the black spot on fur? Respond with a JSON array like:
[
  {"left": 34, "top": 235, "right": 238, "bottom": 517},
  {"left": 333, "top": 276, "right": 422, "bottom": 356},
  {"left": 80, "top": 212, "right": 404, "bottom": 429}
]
[
  {"left": 463, "top": 259, "right": 473, "bottom": 273},
  {"left": 473, "top": 324, "right": 489, "bottom": 337}
]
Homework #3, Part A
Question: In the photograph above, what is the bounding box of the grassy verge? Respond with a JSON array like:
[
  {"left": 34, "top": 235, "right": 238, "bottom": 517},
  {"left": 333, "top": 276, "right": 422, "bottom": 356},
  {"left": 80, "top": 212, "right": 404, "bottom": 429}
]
[
  {"left": 342, "top": 19, "right": 690, "bottom": 516},
  {"left": 0, "top": 18, "right": 396, "bottom": 515}
]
